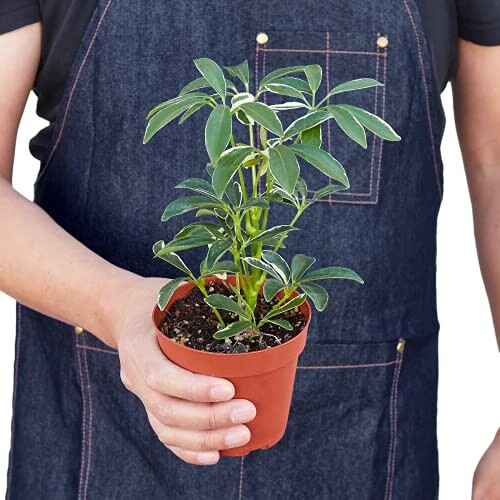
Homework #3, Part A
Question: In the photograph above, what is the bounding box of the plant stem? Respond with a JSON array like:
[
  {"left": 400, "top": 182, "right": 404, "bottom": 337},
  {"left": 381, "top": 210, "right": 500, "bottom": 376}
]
[
  {"left": 196, "top": 280, "right": 225, "bottom": 327},
  {"left": 257, "top": 287, "right": 297, "bottom": 328}
]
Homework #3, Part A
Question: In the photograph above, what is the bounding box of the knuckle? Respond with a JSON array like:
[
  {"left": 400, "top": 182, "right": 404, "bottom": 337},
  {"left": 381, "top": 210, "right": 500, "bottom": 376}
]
[
  {"left": 152, "top": 401, "right": 175, "bottom": 426},
  {"left": 207, "top": 410, "right": 218, "bottom": 430},
  {"left": 200, "top": 430, "right": 216, "bottom": 451},
  {"left": 186, "top": 380, "right": 202, "bottom": 402}
]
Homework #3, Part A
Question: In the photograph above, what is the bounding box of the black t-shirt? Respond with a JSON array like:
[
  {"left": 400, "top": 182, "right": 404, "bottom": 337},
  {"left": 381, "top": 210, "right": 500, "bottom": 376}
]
[{"left": 1, "top": 0, "right": 500, "bottom": 161}]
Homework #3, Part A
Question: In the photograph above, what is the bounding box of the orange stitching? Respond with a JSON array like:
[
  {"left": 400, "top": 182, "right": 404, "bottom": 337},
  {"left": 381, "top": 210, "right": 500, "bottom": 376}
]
[
  {"left": 76, "top": 335, "right": 87, "bottom": 500},
  {"left": 261, "top": 48, "right": 386, "bottom": 57},
  {"left": 77, "top": 345, "right": 118, "bottom": 355},
  {"left": 402, "top": 0, "right": 442, "bottom": 199},
  {"left": 238, "top": 456, "right": 245, "bottom": 499}
]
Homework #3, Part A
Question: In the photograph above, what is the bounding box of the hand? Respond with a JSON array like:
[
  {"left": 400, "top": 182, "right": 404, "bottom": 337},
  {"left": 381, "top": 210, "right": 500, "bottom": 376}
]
[
  {"left": 472, "top": 429, "right": 500, "bottom": 499},
  {"left": 108, "top": 276, "right": 257, "bottom": 465}
]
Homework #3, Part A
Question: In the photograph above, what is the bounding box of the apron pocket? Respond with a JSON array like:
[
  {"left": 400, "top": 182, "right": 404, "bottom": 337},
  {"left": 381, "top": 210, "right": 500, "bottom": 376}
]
[
  {"left": 241, "top": 338, "right": 404, "bottom": 500},
  {"left": 255, "top": 30, "right": 388, "bottom": 205}
]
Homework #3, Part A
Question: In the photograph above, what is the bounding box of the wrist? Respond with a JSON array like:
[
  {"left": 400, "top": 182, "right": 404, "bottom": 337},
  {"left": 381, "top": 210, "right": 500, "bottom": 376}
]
[{"left": 92, "top": 268, "right": 142, "bottom": 349}]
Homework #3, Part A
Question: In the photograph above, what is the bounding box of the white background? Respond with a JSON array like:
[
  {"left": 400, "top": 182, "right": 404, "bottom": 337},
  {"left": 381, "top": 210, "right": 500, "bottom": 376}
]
[{"left": 1, "top": 89, "right": 499, "bottom": 498}]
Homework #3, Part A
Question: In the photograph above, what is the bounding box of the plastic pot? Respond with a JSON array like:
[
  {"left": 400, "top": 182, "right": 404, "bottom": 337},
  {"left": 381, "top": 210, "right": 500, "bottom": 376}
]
[{"left": 152, "top": 276, "right": 311, "bottom": 456}]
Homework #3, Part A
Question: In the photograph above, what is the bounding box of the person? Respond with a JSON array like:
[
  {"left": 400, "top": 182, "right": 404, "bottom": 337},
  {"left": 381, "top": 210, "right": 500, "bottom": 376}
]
[{"left": 1, "top": 0, "right": 499, "bottom": 498}]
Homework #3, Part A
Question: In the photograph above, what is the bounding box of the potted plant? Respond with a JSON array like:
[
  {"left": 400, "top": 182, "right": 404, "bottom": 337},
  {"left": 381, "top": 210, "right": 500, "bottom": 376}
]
[{"left": 144, "top": 58, "right": 400, "bottom": 456}]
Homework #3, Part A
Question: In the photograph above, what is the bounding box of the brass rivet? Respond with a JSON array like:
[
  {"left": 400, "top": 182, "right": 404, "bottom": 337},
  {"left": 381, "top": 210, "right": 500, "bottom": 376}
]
[
  {"left": 377, "top": 35, "right": 389, "bottom": 49},
  {"left": 256, "top": 32, "right": 269, "bottom": 45},
  {"left": 396, "top": 341, "right": 405, "bottom": 354},
  {"left": 75, "top": 326, "right": 84, "bottom": 335}
]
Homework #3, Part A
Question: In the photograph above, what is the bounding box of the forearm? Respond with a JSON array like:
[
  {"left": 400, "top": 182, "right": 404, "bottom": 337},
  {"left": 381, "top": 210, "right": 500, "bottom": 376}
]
[
  {"left": 453, "top": 40, "right": 500, "bottom": 351},
  {"left": 0, "top": 178, "right": 140, "bottom": 347},
  {"left": 466, "top": 166, "right": 500, "bottom": 349}
]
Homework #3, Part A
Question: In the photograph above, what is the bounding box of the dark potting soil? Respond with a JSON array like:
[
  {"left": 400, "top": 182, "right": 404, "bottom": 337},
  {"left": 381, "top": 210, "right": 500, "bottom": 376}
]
[{"left": 159, "top": 280, "right": 307, "bottom": 354}]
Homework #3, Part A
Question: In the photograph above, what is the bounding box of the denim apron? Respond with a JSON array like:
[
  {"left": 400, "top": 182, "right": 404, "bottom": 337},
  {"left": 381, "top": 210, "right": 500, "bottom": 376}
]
[{"left": 7, "top": 0, "right": 444, "bottom": 498}]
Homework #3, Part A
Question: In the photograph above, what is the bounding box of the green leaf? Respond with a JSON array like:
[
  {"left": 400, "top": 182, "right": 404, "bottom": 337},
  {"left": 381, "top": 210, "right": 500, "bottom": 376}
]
[
  {"left": 179, "top": 101, "right": 206, "bottom": 124},
  {"left": 301, "top": 266, "right": 364, "bottom": 284},
  {"left": 267, "top": 293, "right": 307, "bottom": 319},
  {"left": 283, "top": 110, "right": 331, "bottom": 140},
  {"left": 263, "top": 279, "right": 286, "bottom": 301},
  {"left": 212, "top": 146, "right": 255, "bottom": 198},
  {"left": 224, "top": 181, "right": 242, "bottom": 207},
  {"left": 336, "top": 104, "right": 401, "bottom": 141},
  {"left": 173, "top": 222, "right": 222, "bottom": 239},
  {"left": 304, "top": 64, "right": 322, "bottom": 93},
  {"left": 269, "top": 145, "right": 300, "bottom": 195},
  {"left": 289, "top": 144, "right": 349, "bottom": 187},
  {"left": 301, "top": 124, "right": 322, "bottom": 147},
  {"left": 225, "top": 60, "right": 250, "bottom": 88},
  {"left": 324, "top": 78, "right": 383, "bottom": 99},
  {"left": 262, "top": 250, "right": 290, "bottom": 283},
  {"left": 205, "top": 104, "right": 232, "bottom": 165},
  {"left": 310, "top": 184, "right": 348, "bottom": 202},
  {"left": 176, "top": 178, "right": 219, "bottom": 200},
  {"left": 144, "top": 97, "right": 201, "bottom": 143},
  {"left": 180, "top": 77, "right": 211, "bottom": 95},
  {"left": 194, "top": 58, "right": 227, "bottom": 101},
  {"left": 236, "top": 108, "right": 253, "bottom": 125},
  {"left": 270, "top": 102, "right": 309, "bottom": 111},
  {"left": 158, "top": 277, "right": 186, "bottom": 311},
  {"left": 247, "top": 225, "right": 297, "bottom": 245},
  {"left": 295, "top": 176, "right": 308, "bottom": 199},
  {"left": 154, "top": 250, "right": 194, "bottom": 277},
  {"left": 158, "top": 234, "right": 215, "bottom": 253},
  {"left": 205, "top": 240, "right": 232, "bottom": 270},
  {"left": 271, "top": 186, "right": 299, "bottom": 206},
  {"left": 146, "top": 93, "right": 209, "bottom": 120},
  {"left": 300, "top": 282, "right": 329, "bottom": 311},
  {"left": 328, "top": 105, "right": 367, "bottom": 148},
  {"left": 267, "top": 318, "right": 293, "bottom": 330},
  {"left": 259, "top": 65, "right": 305, "bottom": 89},
  {"left": 213, "top": 320, "right": 253, "bottom": 340},
  {"left": 239, "top": 102, "right": 283, "bottom": 137},
  {"left": 230, "top": 92, "right": 255, "bottom": 112},
  {"left": 243, "top": 257, "right": 281, "bottom": 280},
  {"left": 204, "top": 294, "right": 250, "bottom": 319},
  {"left": 291, "top": 254, "right": 316, "bottom": 282},
  {"left": 201, "top": 260, "right": 239, "bottom": 276},
  {"left": 274, "top": 77, "right": 311, "bottom": 93},
  {"left": 161, "top": 196, "right": 223, "bottom": 222},
  {"left": 241, "top": 198, "right": 269, "bottom": 210},
  {"left": 264, "top": 83, "right": 306, "bottom": 101}
]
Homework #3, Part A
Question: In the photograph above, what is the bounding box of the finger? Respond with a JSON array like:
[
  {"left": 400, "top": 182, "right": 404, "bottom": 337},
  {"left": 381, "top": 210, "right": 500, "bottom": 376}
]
[
  {"left": 139, "top": 333, "right": 235, "bottom": 402},
  {"left": 148, "top": 411, "right": 251, "bottom": 451},
  {"left": 146, "top": 394, "right": 256, "bottom": 430},
  {"left": 167, "top": 446, "right": 220, "bottom": 466}
]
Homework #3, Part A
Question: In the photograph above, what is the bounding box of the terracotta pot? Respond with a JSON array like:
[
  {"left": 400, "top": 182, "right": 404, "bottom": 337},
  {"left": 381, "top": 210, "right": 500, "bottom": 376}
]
[{"left": 152, "top": 276, "right": 311, "bottom": 456}]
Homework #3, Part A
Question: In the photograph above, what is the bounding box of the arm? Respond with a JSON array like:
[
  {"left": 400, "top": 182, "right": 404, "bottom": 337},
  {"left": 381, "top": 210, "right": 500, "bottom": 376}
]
[
  {"left": 452, "top": 39, "right": 500, "bottom": 499},
  {"left": 0, "top": 24, "right": 255, "bottom": 464},
  {"left": 453, "top": 39, "right": 500, "bottom": 350}
]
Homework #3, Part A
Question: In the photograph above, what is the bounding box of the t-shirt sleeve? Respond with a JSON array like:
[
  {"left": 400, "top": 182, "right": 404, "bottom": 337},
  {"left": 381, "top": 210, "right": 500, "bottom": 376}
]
[
  {"left": 0, "top": 0, "right": 41, "bottom": 35},
  {"left": 457, "top": 0, "right": 500, "bottom": 45}
]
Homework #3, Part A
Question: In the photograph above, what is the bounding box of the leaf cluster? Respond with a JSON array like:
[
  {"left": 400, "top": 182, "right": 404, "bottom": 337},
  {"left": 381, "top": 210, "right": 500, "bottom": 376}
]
[{"left": 145, "top": 58, "right": 400, "bottom": 339}]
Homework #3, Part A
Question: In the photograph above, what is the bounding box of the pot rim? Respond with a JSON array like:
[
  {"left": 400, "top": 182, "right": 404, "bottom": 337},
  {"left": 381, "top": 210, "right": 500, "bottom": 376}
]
[{"left": 152, "top": 275, "right": 312, "bottom": 359}]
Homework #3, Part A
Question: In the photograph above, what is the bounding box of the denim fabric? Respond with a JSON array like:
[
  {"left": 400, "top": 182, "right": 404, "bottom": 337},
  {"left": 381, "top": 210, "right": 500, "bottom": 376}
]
[{"left": 7, "top": 0, "right": 442, "bottom": 498}]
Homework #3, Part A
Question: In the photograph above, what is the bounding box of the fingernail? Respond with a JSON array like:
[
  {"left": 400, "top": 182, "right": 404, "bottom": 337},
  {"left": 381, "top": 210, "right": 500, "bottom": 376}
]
[
  {"left": 225, "top": 429, "right": 249, "bottom": 448},
  {"left": 230, "top": 404, "right": 256, "bottom": 424},
  {"left": 210, "top": 384, "right": 233, "bottom": 400},
  {"left": 197, "top": 451, "right": 217, "bottom": 464}
]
